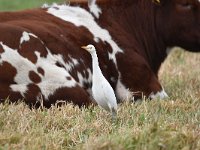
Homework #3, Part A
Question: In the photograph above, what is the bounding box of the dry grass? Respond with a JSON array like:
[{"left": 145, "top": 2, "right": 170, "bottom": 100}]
[{"left": 0, "top": 48, "right": 200, "bottom": 150}]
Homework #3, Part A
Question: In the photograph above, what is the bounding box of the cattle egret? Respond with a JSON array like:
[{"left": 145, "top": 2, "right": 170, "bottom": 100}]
[{"left": 81, "top": 44, "right": 118, "bottom": 118}]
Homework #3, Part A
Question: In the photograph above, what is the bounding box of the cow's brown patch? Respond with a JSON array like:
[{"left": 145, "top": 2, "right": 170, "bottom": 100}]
[
  {"left": 44, "top": 85, "right": 92, "bottom": 108},
  {"left": 37, "top": 67, "right": 45, "bottom": 76},
  {"left": 0, "top": 62, "right": 23, "bottom": 102},
  {"left": 19, "top": 36, "right": 48, "bottom": 64},
  {"left": 0, "top": 61, "right": 17, "bottom": 84},
  {"left": 24, "top": 84, "right": 41, "bottom": 108},
  {"left": 0, "top": 44, "right": 4, "bottom": 53},
  {"left": 66, "top": 76, "right": 72, "bottom": 80},
  {"left": 83, "top": 81, "right": 92, "bottom": 90},
  {"left": 0, "top": 24, "right": 23, "bottom": 49},
  {"left": 55, "top": 61, "right": 65, "bottom": 68},
  {"left": 29, "top": 71, "right": 41, "bottom": 83}
]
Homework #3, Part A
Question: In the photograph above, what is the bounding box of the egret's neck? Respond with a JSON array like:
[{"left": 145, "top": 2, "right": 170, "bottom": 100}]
[{"left": 90, "top": 51, "right": 102, "bottom": 77}]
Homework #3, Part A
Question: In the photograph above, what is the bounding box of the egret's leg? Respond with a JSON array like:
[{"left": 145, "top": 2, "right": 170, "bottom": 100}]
[
  {"left": 111, "top": 107, "right": 117, "bottom": 119},
  {"left": 107, "top": 103, "right": 117, "bottom": 121}
]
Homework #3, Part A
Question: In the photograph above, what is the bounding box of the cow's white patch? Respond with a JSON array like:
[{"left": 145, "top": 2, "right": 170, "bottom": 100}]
[
  {"left": 0, "top": 42, "right": 36, "bottom": 96},
  {"left": 88, "top": 0, "right": 102, "bottom": 18},
  {"left": 35, "top": 49, "right": 77, "bottom": 99},
  {"left": 20, "top": 31, "right": 38, "bottom": 45},
  {"left": 149, "top": 89, "right": 168, "bottom": 99},
  {"left": 10, "top": 84, "right": 28, "bottom": 95},
  {"left": 47, "top": 4, "right": 123, "bottom": 65},
  {"left": 77, "top": 68, "right": 92, "bottom": 87},
  {"left": 20, "top": 32, "right": 30, "bottom": 44},
  {"left": 94, "top": 37, "right": 99, "bottom": 43},
  {"left": 71, "top": 57, "right": 79, "bottom": 66},
  {"left": 29, "top": 33, "right": 38, "bottom": 38},
  {"left": 42, "top": 3, "right": 49, "bottom": 8},
  {"left": 116, "top": 74, "right": 132, "bottom": 101},
  {"left": 41, "top": 2, "right": 60, "bottom": 9},
  {"left": 52, "top": 54, "right": 79, "bottom": 71}
]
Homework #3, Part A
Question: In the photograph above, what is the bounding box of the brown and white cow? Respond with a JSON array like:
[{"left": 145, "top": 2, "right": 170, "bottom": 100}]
[{"left": 0, "top": 0, "right": 199, "bottom": 108}]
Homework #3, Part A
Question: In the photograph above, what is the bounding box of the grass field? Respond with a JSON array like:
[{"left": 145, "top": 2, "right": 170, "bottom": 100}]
[{"left": 0, "top": 1, "right": 200, "bottom": 150}]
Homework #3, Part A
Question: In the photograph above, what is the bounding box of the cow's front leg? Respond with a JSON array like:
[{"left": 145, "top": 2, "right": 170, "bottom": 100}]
[{"left": 115, "top": 52, "right": 168, "bottom": 102}]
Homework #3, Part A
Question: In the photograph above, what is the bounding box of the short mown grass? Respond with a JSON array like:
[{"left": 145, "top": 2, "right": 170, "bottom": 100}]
[{"left": 0, "top": 1, "right": 200, "bottom": 149}]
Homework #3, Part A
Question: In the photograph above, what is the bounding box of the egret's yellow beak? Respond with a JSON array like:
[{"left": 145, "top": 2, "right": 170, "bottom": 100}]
[{"left": 81, "top": 46, "right": 87, "bottom": 50}]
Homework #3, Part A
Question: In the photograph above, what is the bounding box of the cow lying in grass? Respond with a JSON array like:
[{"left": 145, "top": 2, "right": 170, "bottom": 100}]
[{"left": 0, "top": 0, "right": 199, "bottom": 107}]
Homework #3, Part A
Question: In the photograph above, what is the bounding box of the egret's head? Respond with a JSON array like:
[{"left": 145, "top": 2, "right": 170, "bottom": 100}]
[{"left": 81, "top": 44, "right": 96, "bottom": 53}]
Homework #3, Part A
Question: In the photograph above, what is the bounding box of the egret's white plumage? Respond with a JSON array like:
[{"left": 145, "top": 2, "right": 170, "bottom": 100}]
[{"left": 81, "top": 44, "right": 118, "bottom": 118}]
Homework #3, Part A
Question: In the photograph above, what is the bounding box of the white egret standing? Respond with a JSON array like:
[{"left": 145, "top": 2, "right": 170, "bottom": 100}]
[{"left": 81, "top": 44, "right": 117, "bottom": 118}]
